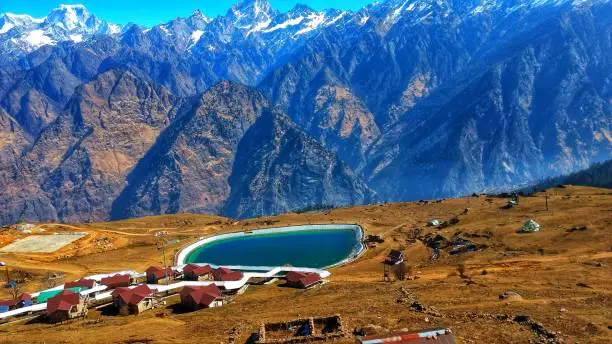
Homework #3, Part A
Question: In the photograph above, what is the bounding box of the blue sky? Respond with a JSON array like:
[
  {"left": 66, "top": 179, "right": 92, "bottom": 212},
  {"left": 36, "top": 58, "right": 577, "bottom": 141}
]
[{"left": 0, "top": 1, "right": 376, "bottom": 26}]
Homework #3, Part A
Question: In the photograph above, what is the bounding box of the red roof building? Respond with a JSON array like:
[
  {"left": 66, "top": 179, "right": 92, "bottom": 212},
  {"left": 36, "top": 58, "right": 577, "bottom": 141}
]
[
  {"left": 0, "top": 293, "right": 33, "bottom": 311},
  {"left": 64, "top": 278, "right": 97, "bottom": 290},
  {"left": 212, "top": 267, "right": 243, "bottom": 281},
  {"left": 101, "top": 274, "right": 131, "bottom": 289},
  {"left": 112, "top": 285, "right": 157, "bottom": 315},
  {"left": 46, "top": 290, "right": 87, "bottom": 322},
  {"left": 180, "top": 285, "right": 223, "bottom": 310},
  {"left": 356, "top": 328, "right": 455, "bottom": 344},
  {"left": 145, "top": 266, "right": 174, "bottom": 284},
  {"left": 285, "top": 272, "right": 322, "bottom": 289},
  {"left": 183, "top": 264, "right": 213, "bottom": 281}
]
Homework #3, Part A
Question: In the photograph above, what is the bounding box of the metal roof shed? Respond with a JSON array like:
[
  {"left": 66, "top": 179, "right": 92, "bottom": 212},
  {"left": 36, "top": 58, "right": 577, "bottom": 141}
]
[{"left": 37, "top": 287, "right": 83, "bottom": 303}]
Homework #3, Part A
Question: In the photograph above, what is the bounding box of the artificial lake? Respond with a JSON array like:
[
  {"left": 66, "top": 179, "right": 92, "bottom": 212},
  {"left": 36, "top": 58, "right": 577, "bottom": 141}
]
[{"left": 183, "top": 224, "right": 364, "bottom": 269}]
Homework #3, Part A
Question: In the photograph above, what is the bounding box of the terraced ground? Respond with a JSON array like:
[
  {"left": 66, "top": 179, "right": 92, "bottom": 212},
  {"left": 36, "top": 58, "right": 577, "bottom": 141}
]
[{"left": 0, "top": 186, "right": 610, "bottom": 343}]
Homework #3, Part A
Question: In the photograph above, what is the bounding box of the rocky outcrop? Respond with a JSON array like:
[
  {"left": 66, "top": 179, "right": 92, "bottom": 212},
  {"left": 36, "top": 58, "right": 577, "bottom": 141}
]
[
  {"left": 223, "top": 110, "right": 377, "bottom": 218},
  {"left": 110, "top": 81, "right": 270, "bottom": 219},
  {"left": 365, "top": 4, "right": 612, "bottom": 200}
]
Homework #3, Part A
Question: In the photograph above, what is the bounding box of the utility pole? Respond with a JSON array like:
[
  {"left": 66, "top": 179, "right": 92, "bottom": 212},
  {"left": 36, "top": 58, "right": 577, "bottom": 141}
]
[
  {"left": 0, "top": 262, "right": 8, "bottom": 283},
  {"left": 545, "top": 191, "right": 549, "bottom": 212},
  {"left": 155, "top": 232, "right": 170, "bottom": 285}
]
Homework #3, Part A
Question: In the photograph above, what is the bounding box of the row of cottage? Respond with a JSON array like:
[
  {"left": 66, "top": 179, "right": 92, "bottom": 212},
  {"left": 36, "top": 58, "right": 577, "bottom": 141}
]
[{"left": 1, "top": 264, "right": 324, "bottom": 323}]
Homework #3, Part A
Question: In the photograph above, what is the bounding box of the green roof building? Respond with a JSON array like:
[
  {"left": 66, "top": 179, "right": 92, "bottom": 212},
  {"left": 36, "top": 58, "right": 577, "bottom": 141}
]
[{"left": 37, "top": 287, "right": 83, "bottom": 303}]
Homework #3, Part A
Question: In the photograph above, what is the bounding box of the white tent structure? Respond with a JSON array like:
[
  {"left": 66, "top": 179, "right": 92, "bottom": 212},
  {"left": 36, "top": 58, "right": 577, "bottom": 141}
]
[{"left": 519, "top": 220, "right": 541, "bottom": 233}]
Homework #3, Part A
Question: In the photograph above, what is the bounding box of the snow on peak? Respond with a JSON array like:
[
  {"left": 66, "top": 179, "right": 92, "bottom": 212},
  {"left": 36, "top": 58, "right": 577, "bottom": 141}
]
[
  {"left": 191, "top": 9, "right": 211, "bottom": 23},
  {"left": 46, "top": 4, "right": 93, "bottom": 31},
  {"left": 230, "top": 0, "right": 275, "bottom": 30},
  {"left": 0, "top": 13, "right": 44, "bottom": 34},
  {"left": 261, "top": 16, "right": 305, "bottom": 33},
  {"left": 294, "top": 13, "right": 326, "bottom": 36},
  {"left": 24, "top": 29, "right": 55, "bottom": 48}
]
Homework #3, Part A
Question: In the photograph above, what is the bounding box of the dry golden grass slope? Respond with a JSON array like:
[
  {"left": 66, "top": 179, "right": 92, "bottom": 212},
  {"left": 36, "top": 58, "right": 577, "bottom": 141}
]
[{"left": 0, "top": 186, "right": 610, "bottom": 344}]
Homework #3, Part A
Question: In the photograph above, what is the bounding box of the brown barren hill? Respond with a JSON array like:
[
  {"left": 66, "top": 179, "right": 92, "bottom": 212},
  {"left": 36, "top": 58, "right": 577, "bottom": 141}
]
[{"left": 0, "top": 186, "right": 610, "bottom": 343}]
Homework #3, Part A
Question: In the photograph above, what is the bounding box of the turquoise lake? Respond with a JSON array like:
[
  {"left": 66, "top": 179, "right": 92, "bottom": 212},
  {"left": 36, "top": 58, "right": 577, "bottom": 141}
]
[{"left": 185, "top": 226, "right": 363, "bottom": 268}]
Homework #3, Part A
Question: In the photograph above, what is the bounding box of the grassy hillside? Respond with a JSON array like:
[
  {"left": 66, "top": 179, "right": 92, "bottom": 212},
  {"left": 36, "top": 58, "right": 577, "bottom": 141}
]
[{"left": 0, "top": 186, "right": 610, "bottom": 343}]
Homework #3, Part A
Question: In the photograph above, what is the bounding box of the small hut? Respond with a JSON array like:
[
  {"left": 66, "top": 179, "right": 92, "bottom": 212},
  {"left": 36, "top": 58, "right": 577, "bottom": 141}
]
[
  {"left": 111, "top": 285, "right": 158, "bottom": 315},
  {"left": 182, "top": 264, "right": 214, "bottom": 281},
  {"left": 518, "top": 220, "right": 541, "bottom": 233},
  {"left": 64, "top": 278, "right": 97, "bottom": 290},
  {"left": 0, "top": 293, "right": 33, "bottom": 312},
  {"left": 101, "top": 274, "right": 132, "bottom": 289},
  {"left": 212, "top": 268, "right": 243, "bottom": 281},
  {"left": 180, "top": 285, "right": 224, "bottom": 311},
  {"left": 145, "top": 266, "right": 175, "bottom": 284},
  {"left": 285, "top": 272, "right": 322, "bottom": 289},
  {"left": 46, "top": 290, "right": 88, "bottom": 323}
]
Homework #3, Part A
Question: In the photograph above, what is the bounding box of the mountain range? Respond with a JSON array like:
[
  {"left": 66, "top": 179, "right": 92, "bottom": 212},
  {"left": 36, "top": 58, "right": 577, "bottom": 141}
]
[{"left": 0, "top": 0, "right": 610, "bottom": 224}]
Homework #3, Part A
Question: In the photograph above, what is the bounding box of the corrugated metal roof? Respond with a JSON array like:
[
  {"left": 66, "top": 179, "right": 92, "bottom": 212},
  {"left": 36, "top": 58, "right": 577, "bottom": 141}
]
[
  {"left": 101, "top": 274, "right": 131, "bottom": 289},
  {"left": 64, "top": 278, "right": 96, "bottom": 290},
  {"left": 46, "top": 290, "right": 81, "bottom": 315},
  {"left": 38, "top": 287, "right": 83, "bottom": 303},
  {"left": 356, "top": 328, "right": 455, "bottom": 344}
]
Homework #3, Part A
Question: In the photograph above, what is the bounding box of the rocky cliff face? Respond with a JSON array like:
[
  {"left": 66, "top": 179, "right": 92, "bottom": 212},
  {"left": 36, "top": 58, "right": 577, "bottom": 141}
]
[
  {"left": 224, "top": 110, "right": 377, "bottom": 218},
  {"left": 110, "top": 81, "right": 270, "bottom": 219},
  {"left": 365, "top": 3, "right": 612, "bottom": 200},
  {"left": 261, "top": 0, "right": 612, "bottom": 200},
  {"left": 0, "top": 74, "right": 374, "bottom": 224}
]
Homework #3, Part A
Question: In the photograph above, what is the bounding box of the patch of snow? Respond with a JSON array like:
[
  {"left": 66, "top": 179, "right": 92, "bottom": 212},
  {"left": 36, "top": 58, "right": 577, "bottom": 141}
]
[
  {"left": 0, "top": 23, "right": 14, "bottom": 34},
  {"left": 392, "top": 0, "right": 411, "bottom": 19},
  {"left": 502, "top": 161, "right": 515, "bottom": 173},
  {"left": 187, "top": 29, "right": 204, "bottom": 49},
  {"left": 261, "top": 16, "right": 305, "bottom": 33},
  {"left": 4, "top": 13, "right": 44, "bottom": 24},
  {"left": 57, "top": 4, "right": 87, "bottom": 30},
  {"left": 69, "top": 34, "right": 83, "bottom": 42},
  {"left": 159, "top": 25, "right": 172, "bottom": 36},
  {"left": 247, "top": 17, "right": 272, "bottom": 36},
  {"left": 107, "top": 23, "right": 121, "bottom": 34},
  {"left": 358, "top": 15, "right": 370, "bottom": 26},
  {"left": 24, "top": 29, "right": 54, "bottom": 48},
  {"left": 294, "top": 13, "right": 326, "bottom": 36},
  {"left": 326, "top": 12, "right": 347, "bottom": 25},
  {"left": 191, "top": 30, "right": 204, "bottom": 43}
]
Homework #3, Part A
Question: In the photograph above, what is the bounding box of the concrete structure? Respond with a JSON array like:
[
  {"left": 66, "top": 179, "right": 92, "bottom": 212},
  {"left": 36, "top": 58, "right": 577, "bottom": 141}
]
[
  {"left": 180, "top": 285, "right": 223, "bottom": 311},
  {"left": 46, "top": 290, "right": 87, "bottom": 323},
  {"left": 0, "top": 234, "right": 87, "bottom": 253},
  {"left": 256, "top": 315, "right": 344, "bottom": 343},
  {"left": 355, "top": 328, "right": 455, "bottom": 344},
  {"left": 285, "top": 271, "right": 322, "bottom": 289},
  {"left": 182, "top": 264, "right": 213, "bottom": 281},
  {"left": 112, "top": 285, "right": 158, "bottom": 315}
]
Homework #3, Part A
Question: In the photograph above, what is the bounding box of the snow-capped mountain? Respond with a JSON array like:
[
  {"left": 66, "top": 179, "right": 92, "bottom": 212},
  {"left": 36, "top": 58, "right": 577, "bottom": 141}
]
[
  {"left": 0, "top": 13, "right": 44, "bottom": 34},
  {"left": 0, "top": 4, "right": 120, "bottom": 61},
  {"left": 0, "top": 0, "right": 609, "bottom": 224}
]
